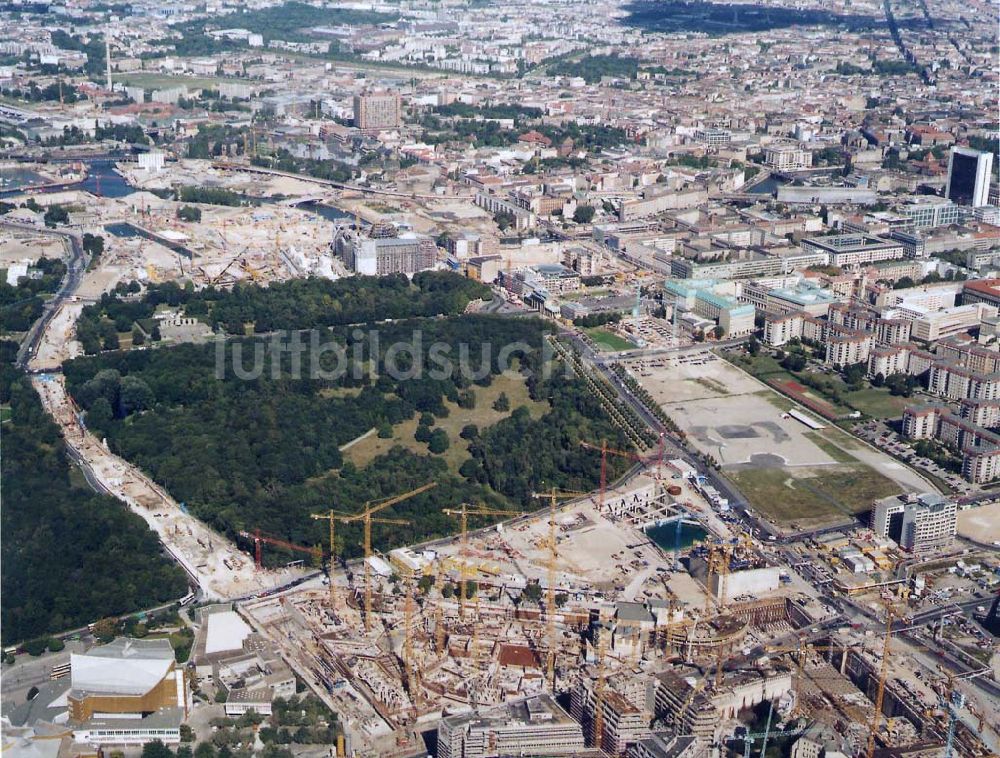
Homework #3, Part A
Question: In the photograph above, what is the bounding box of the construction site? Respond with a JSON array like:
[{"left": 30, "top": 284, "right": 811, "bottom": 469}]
[
  {"left": 4, "top": 153, "right": 997, "bottom": 758},
  {"left": 207, "top": 448, "right": 993, "bottom": 758}
]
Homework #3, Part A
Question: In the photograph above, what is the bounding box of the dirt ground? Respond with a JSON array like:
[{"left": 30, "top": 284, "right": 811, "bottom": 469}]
[
  {"left": 624, "top": 353, "right": 920, "bottom": 528},
  {"left": 957, "top": 501, "right": 1000, "bottom": 544},
  {"left": 0, "top": 230, "right": 65, "bottom": 267},
  {"left": 626, "top": 354, "right": 839, "bottom": 468}
]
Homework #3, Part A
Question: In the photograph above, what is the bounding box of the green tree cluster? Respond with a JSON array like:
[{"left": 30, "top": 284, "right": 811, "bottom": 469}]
[
  {"left": 550, "top": 54, "right": 640, "bottom": 83},
  {"left": 0, "top": 257, "right": 68, "bottom": 334},
  {"left": 1, "top": 376, "right": 188, "bottom": 645}
]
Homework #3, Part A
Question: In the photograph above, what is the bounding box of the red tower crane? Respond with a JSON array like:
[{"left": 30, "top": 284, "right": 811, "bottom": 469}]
[
  {"left": 580, "top": 436, "right": 666, "bottom": 511},
  {"left": 239, "top": 529, "right": 322, "bottom": 570}
]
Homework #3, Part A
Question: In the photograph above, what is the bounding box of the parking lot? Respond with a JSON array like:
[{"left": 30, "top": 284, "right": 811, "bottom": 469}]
[{"left": 853, "top": 420, "right": 973, "bottom": 494}]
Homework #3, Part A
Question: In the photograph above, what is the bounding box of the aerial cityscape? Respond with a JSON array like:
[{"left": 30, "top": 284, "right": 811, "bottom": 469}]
[{"left": 0, "top": 0, "right": 997, "bottom": 756}]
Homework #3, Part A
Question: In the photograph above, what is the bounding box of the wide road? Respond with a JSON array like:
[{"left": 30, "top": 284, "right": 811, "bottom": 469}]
[
  {"left": 562, "top": 329, "right": 765, "bottom": 537},
  {"left": 3, "top": 222, "right": 88, "bottom": 371}
]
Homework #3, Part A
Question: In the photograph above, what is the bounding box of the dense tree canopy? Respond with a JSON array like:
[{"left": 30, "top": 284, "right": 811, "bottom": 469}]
[
  {"left": 64, "top": 315, "right": 632, "bottom": 563},
  {"left": 76, "top": 272, "right": 490, "bottom": 352},
  {"left": 0, "top": 256, "right": 67, "bottom": 334},
  {"left": 2, "top": 375, "right": 188, "bottom": 645}
]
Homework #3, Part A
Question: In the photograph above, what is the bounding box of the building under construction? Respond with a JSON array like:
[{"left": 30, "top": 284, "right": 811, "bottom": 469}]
[{"left": 333, "top": 221, "right": 437, "bottom": 276}]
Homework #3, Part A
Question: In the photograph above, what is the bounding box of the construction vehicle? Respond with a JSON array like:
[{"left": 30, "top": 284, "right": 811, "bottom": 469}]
[{"left": 238, "top": 529, "right": 321, "bottom": 570}]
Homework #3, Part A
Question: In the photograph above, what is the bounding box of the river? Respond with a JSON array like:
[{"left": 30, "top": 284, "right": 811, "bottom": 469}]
[{"left": 2, "top": 159, "right": 355, "bottom": 224}]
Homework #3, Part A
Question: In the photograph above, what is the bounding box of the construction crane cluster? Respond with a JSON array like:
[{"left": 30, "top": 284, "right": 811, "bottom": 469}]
[
  {"left": 310, "top": 482, "right": 435, "bottom": 630},
  {"left": 533, "top": 487, "right": 585, "bottom": 688}
]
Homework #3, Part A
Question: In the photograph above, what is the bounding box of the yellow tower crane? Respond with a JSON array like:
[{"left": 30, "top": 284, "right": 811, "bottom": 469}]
[
  {"left": 312, "top": 482, "right": 435, "bottom": 631},
  {"left": 867, "top": 594, "right": 906, "bottom": 758},
  {"left": 704, "top": 542, "right": 732, "bottom": 614},
  {"left": 533, "top": 487, "right": 586, "bottom": 689},
  {"left": 310, "top": 508, "right": 345, "bottom": 608},
  {"left": 593, "top": 630, "right": 608, "bottom": 751},
  {"left": 402, "top": 578, "right": 421, "bottom": 707},
  {"left": 442, "top": 503, "right": 519, "bottom": 618}
]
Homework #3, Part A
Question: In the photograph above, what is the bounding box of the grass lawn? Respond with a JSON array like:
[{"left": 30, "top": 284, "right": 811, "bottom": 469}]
[
  {"left": 344, "top": 371, "right": 546, "bottom": 474},
  {"left": 727, "top": 352, "right": 787, "bottom": 378},
  {"left": 586, "top": 327, "right": 634, "bottom": 352},
  {"left": 728, "top": 463, "right": 900, "bottom": 527},
  {"left": 0, "top": 406, "right": 10, "bottom": 423},
  {"left": 843, "top": 387, "right": 912, "bottom": 419},
  {"left": 802, "top": 431, "right": 856, "bottom": 463}
]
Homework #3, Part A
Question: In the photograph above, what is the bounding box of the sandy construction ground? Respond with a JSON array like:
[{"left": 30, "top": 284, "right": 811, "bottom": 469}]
[
  {"left": 0, "top": 230, "right": 65, "bottom": 267},
  {"left": 957, "top": 502, "right": 1000, "bottom": 544},
  {"left": 626, "top": 354, "right": 839, "bottom": 468},
  {"left": 31, "top": 374, "right": 305, "bottom": 600},
  {"left": 30, "top": 300, "right": 84, "bottom": 371}
]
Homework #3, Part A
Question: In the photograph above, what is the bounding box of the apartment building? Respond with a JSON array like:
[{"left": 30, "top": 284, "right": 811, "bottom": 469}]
[
  {"left": 353, "top": 90, "right": 401, "bottom": 131},
  {"left": 927, "top": 361, "right": 1000, "bottom": 401},
  {"left": 959, "top": 398, "right": 1000, "bottom": 427},
  {"left": 825, "top": 329, "right": 873, "bottom": 367},
  {"left": 937, "top": 336, "right": 1000, "bottom": 374},
  {"left": 763, "top": 311, "right": 804, "bottom": 347},
  {"left": 902, "top": 404, "right": 1000, "bottom": 484},
  {"left": 868, "top": 343, "right": 912, "bottom": 378},
  {"left": 763, "top": 144, "right": 810, "bottom": 171}
]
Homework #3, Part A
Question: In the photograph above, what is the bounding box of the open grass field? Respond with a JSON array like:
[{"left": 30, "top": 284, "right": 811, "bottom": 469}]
[
  {"left": 728, "top": 352, "right": 912, "bottom": 420},
  {"left": 344, "top": 371, "right": 546, "bottom": 474},
  {"left": 728, "top": 464, "right": 900, "bottom": 527},
  {"left": 842, "top": 387, "right": 912, "bottom": 418},
  {"left": 586, "top": 327, "right": 634, "bottom": 352}
]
